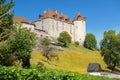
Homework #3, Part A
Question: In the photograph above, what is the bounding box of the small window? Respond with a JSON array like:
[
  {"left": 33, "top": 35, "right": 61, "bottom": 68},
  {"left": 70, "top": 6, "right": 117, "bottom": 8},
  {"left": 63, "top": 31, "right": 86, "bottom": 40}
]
[
  {"left": 46, "top": 36, "right": 48, "bottom": 39},
  {"left": 40, "top": 35, "right": 43, "bottom": 38},
  {"left": 59, "top": 17, "right": 63, "bottom": 20}
]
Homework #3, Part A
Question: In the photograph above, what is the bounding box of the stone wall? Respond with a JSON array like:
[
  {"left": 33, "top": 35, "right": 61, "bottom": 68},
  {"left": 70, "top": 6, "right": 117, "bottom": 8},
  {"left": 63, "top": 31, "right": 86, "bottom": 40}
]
[
  {"left": 22, "top": 23, "right": 34, "bottom": 31},
  {"left": 33, "top": 18, "right": 86, "bottom": 45}
]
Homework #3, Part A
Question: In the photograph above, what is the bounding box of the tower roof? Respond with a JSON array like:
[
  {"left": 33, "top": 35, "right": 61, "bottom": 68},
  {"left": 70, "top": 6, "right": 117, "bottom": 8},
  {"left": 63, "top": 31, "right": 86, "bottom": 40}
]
[
  {"left": 74, "top": 12, "right": 86, "bottom": 21},
  {"left": 74, "top": 12, "right": 81, "bottom": 20},
  {"left": 13, "top": 16, "right": 30, "bottom": 24}
]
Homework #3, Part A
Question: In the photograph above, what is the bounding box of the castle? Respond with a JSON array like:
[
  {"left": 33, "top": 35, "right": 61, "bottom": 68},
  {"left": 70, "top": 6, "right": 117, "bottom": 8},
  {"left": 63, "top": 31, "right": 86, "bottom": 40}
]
[{"left": 13, "top": 10, "right": 86, "bottom": 45}]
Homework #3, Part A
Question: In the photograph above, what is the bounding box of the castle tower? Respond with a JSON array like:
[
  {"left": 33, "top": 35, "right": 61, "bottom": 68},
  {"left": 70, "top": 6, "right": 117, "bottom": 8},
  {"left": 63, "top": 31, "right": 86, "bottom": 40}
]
[{"left": 73, "top": 12, "right": 86, "bottom": 45}]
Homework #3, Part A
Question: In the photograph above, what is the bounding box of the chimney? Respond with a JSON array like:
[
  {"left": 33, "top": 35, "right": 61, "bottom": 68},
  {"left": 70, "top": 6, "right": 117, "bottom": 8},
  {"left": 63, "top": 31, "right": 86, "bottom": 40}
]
[
  {"left": 55, "top": 10, "right": 57, "bottom": 14},
  {"left": 44, "top": 10, "right": 47, "bottom": 14}
]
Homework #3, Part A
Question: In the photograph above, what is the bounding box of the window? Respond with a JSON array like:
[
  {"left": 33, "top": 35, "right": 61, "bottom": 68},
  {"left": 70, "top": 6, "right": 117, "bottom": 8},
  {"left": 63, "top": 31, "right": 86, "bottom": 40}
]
[
  {"left": 46, "top": 36, "right": 48, "bottom": 39},
  {"left": 40, "top": 35, "right": 43, "bottom": 38}
]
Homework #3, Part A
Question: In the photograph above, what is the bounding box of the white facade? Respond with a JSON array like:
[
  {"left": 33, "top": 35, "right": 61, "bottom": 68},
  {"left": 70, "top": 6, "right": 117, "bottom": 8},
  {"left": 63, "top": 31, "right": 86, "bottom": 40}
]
[
  {"left": 22, "top": 23, "right": 34, "bottom": 31},
  {"left": 33, "top": 16, "right": 86, "bottom": 45}
]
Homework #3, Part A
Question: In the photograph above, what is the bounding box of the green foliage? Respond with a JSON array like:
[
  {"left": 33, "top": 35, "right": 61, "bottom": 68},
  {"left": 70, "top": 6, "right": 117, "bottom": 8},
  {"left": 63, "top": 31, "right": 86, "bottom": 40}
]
[
  {"left": 0, "top": 0, "right": 14, "bottom": 41},
  {"left": 58, "top": 31, "right": 71, "bottom": 47},
  {"left": 100, "top": 30, "right": 120, "bottom": 71},
  {"left": 84, "top": 33, "right": 97, "bottom": 50},
  {"left": 40, "top": 38, "right": 58, "bottom": 61},
  {"left": 40, "top": 38, "right": 50, "bottom": 46},
  {"left": 74, "top": 41, "right": 79, "bottom": 45},
  {"left": 8, "top": 27, "right": 35, "bottom": 68},
  {"left": 0, "top": 41, "right": 12, "bottom": 66},
  {"left": 0, "top": 0, "right": 14, "bottom": 43},
  {"left": 0, "top": 66, "right": 119, "bottom": 80},
  {"left": 0, "top": 0, "right": 15, "bottom": 66}
]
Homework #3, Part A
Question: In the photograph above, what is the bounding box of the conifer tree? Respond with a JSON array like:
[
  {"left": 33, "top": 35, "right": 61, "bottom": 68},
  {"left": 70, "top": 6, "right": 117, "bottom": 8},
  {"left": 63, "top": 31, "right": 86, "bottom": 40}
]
[{"left": 0, "top": 0, "right": 14, "bottom": 41}]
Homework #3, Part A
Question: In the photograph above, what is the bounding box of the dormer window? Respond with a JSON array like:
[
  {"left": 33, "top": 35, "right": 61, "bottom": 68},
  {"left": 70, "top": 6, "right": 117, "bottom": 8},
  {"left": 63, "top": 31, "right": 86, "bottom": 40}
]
[
  {"left": 65, "top": 18, "right": 69, "bottom": 22},
  {"left": 53, "top": 15, "right": 56, "bottom": 18},
  {"left": 59, "top": 17, "right": 63, "bottom": 20}
]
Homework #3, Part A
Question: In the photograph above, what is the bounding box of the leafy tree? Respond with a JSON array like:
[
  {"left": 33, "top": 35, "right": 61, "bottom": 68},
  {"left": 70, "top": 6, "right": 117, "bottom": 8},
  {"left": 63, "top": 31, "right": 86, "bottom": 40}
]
[
  {"left": 40, "top": 38, "right": 58, "bottom": 61},
  {"left": 0, "top": 41, "right": 12, "bottom": 66},
  {"left": 8, "top": 27, "right": 35, "bottom": 68},
  {"left": 0, "top": 0, "right": 14, "bottom": 41},
  {"left": 100, "top": 30, "right": 120, "bottom": 71},
  {"left": 84, "top": 33, "right": 97, "bottom": 50},
  {"left": 57, "top": 31, "right": 71, "bottom": 47}
]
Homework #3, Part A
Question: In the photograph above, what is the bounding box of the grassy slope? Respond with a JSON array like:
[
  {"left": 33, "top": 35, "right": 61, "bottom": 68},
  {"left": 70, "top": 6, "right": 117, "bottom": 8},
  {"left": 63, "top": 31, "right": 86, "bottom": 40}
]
[{"left": 30, "top": 45, "right": 107, "bottom": 74}]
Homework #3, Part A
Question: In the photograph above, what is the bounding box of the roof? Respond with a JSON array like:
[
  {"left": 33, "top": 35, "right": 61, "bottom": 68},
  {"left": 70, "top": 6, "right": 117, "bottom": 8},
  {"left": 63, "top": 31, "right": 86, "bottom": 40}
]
[
  {"left": 40, "top": 10, "right": 73, "bottom": 24},
  {"left": 13, "top": 16, "right": 30, "bottom": 24},
  {"left": 74, "top": 12, "right": 86, "bottom": 21}
]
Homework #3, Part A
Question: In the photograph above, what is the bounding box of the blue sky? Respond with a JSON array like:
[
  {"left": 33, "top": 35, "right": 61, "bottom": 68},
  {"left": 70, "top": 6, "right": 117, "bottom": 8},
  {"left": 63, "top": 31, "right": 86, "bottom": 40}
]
[{"left": 14, "top": 0, "right": 120, "bottom": 47}]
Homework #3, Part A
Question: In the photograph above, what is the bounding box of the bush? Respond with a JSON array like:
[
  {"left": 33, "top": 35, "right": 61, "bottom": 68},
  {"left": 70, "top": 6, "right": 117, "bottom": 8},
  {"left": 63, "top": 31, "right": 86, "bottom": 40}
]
[
  {"left": 8, "top": 27, "right": 35, "bottom": 68},
  {"left": 40, "top": 38, "right": 59, "bottom": 61},
  {"left": 0, "top": 66, "right": 119, "bottom": 80},
  {"left": 74, "top": 41, "right": 79, "bottom": 45},
  {"left": 57, "top": 31, "right": 71, "bottom": 47}
]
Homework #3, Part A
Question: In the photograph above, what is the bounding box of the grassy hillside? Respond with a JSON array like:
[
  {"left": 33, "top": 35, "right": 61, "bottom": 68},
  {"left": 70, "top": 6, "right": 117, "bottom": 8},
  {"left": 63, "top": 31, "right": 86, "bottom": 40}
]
[{"left": 30, "top": 46, "right": 107, "bottom": 74}]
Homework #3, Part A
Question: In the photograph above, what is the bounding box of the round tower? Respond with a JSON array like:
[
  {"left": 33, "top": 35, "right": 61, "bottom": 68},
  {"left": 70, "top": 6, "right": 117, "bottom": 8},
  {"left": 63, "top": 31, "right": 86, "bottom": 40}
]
[{"left": 73, "top": 12, "right": 86, "bottom": 45}]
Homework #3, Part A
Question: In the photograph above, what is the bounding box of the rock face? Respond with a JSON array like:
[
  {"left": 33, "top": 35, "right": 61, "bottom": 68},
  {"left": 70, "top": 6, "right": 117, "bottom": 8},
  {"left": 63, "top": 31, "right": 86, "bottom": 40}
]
[{"left": 87, "top": 63, "right": 102, "bottom": 72}]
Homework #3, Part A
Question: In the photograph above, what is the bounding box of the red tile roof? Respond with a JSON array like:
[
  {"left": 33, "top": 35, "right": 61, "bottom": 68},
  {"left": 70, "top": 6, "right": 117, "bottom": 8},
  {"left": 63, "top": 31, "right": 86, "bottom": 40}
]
[
  {"left": 13, "top": 16, "right": 30, "bottom": 24},
  {"left": 40, "top": 10, "right": 73, "bottom": 24},
  {"left": 74, "top": 12, "right": 86, "bottom": 21}
]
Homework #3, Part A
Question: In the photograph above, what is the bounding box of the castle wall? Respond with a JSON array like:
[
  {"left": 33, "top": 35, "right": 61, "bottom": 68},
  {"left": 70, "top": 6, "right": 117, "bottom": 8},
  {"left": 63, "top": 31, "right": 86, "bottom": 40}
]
[
  {"left": 33, "top": 18, "right": 86, "bottom": 45},
  {"left": 74, "top": 20, "right": 86, "bottom": 45},
  {"left": 22, "top": 23, "right": 34, "bottom": 31},
  {"left": 33, "top": 18, "right": 74, "bottom": 40}
]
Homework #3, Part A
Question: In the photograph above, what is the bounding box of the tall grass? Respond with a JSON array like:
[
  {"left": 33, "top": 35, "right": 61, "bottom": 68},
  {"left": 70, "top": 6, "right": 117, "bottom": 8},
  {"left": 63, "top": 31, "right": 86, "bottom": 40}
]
[{"left": 30, "top": 47, "right": 106, "bottom": 74}]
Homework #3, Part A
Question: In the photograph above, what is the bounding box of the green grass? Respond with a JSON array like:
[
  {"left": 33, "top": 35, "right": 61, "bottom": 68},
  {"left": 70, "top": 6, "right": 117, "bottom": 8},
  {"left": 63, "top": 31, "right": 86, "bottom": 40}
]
[{"left": 30, "top": 46, "right": 107, "bottom": 74}]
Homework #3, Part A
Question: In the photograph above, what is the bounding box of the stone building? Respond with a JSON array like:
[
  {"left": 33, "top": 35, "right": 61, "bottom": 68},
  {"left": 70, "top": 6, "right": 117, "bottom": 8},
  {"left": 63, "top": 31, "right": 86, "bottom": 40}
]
[
  {"left": 13, "top": 10, "right": 86, "bottom": 45},
  {"left": 13, "top": 16, "right": 34, "bottom": 31}
]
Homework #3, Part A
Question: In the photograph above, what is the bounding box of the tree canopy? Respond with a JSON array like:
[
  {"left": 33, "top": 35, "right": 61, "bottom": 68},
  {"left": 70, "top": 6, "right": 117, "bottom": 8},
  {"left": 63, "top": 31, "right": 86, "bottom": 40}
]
[
  {"left": 100, "top": 30, "right": 120, "bottom": 71},
  {"left": 0, "top": 0, "right": 14, "bottom": 32},
  {"left": 0, "top": 0, "right": 14, "bottom": 41},
  {"left": 84, "top": 33, "right": 97, "bottom": 50},
  {"left": 8, "top": 27, "right": 35, "bottom": 68},
  {"left": 0, "top": 0, "right": 14, "bottom": 66},
  {"left": 57, "top": 31, "right": 71, "bottom": 47}
]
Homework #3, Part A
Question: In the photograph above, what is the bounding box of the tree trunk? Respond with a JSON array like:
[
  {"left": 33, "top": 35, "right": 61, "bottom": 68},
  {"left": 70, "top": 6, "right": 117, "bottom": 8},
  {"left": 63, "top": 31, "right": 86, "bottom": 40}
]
[{"left": 112, "top": 63, "right": 116, "bottom": 72}]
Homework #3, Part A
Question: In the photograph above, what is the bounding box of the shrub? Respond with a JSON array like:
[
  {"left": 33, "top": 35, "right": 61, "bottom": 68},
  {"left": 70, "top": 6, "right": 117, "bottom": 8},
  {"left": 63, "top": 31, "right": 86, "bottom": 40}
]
[
  {"left": 74, "top": 41, "right": 79, "bottom": 45},
  {"left": 0, "top": 66, "right": 119, "bottom": 80},
  {"left": 57, "top": 31, "right": 71, "bottom": 47},
  {"left": 8, "top": 27, "right": 35, "bottom": 68}
]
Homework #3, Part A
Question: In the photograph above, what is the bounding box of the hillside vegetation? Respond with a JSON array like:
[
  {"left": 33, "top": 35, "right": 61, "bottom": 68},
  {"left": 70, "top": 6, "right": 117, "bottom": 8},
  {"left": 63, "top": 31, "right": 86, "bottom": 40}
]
[{"left": 30, "top": 46, "right": 107, "bottom": 74}]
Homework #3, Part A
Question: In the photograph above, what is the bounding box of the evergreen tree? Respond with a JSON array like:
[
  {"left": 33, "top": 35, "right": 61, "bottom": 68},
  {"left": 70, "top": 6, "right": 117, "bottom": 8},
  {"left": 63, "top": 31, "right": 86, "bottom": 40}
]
[{"left": 0, "top": 0, "right": 14, "bottom": 41}]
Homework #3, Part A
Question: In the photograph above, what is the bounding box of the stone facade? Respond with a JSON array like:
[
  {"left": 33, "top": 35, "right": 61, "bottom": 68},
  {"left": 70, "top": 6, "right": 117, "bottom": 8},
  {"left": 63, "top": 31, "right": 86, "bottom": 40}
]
[
  {"left": 13, "top": 10, "right": 86, "bottom": 45},
  {"left": 32, "top": 10, "right": 86, "bottom": 45}
]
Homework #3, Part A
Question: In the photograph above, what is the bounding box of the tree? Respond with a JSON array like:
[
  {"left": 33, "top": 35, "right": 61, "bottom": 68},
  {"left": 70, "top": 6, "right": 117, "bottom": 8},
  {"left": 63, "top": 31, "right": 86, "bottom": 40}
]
[
  {"left": 40, "top": 38, "right": 58, "bottom": 61},
  {"left": 100, "top": 30, "right": 120, "bottom": 71},
  {"left": 57, "top": 31, "right": 71, "bottom": 47},
  {"left": 0, "top": 41, "right": 12, "bottom": 66},
  {"left": 0, "top": 0, "right": 14, "bottom": 66},
  {"left": 8, "top": 27, "right": 35, "bottom": 68},
  {"left": 84, "top": 33, "right": 97, "bottom": 50},
  {"left": 0, "top": 0, "right": 14, "bottom": 41}
]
